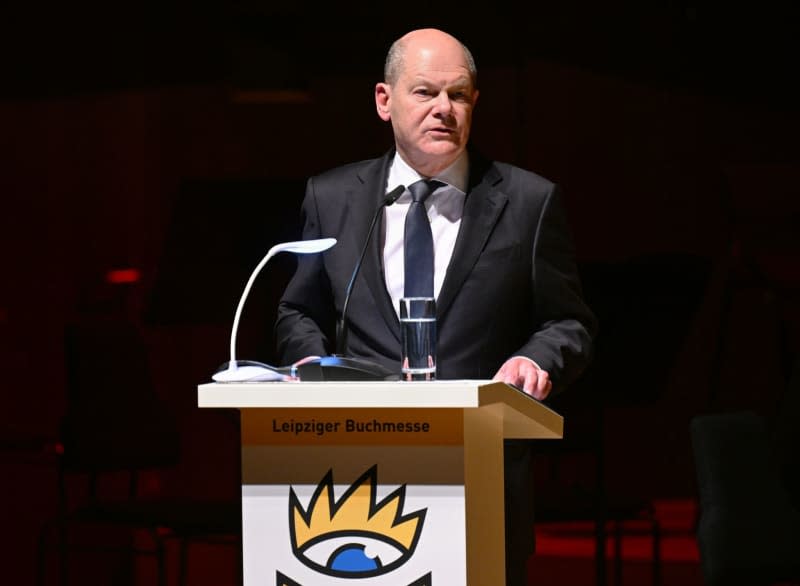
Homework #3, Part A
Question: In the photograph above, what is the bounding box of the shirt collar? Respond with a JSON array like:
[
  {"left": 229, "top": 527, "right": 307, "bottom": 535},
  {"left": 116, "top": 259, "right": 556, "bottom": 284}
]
[{"left": 387, "top": 150, "right": 469, "bottom": 196}]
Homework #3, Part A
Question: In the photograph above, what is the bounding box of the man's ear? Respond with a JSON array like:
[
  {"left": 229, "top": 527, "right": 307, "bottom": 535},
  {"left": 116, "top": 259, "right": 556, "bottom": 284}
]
[{"left": 375, "top": 82, "right": 391, "bottom": 121}]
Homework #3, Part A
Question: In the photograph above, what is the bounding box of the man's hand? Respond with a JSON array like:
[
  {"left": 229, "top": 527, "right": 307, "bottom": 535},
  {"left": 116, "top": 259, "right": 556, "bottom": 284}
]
[{"left": 492, "top": 357, "right": 552, "bottom": 400}]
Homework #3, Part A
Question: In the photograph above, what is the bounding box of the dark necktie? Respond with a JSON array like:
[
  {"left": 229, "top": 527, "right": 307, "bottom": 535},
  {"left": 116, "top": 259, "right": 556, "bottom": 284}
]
[{"left": 404, "top": 179, "right": 442, "bottom": 298}]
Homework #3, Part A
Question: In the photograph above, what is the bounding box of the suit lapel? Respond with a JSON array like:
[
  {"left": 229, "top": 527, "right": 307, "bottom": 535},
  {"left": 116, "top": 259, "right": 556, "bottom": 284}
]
[
  {"left": 349, "top": 152, "right": 401, "bottom": 341},
  {"left": 344, "top": 151, "right": 506, "bottom": 339},
  {"left": 437, "top": 158, "right": 507, "bottom": 319}
]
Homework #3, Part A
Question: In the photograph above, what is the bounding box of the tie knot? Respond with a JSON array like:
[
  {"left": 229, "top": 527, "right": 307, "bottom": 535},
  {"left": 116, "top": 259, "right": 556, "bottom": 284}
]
[{"left": 408, "top": 179, "right": 442, "bottom": 203}]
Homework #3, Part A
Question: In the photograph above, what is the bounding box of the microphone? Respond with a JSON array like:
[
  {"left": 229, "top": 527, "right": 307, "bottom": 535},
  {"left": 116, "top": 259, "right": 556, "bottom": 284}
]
[
  {"left": 212, "top": 238, "right": 337, "bottom": 382},
  {"left": 336, "top": 184, "right": 405, "bottom": 355},
  {"left": 292, "top": 186, "right": 405, "bottom": 382}
]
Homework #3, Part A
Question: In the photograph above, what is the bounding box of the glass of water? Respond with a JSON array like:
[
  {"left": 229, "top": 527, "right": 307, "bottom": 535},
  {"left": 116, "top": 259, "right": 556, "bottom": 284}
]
[{"left": 399, "top": 297, "right": 436, "bottom": 381}]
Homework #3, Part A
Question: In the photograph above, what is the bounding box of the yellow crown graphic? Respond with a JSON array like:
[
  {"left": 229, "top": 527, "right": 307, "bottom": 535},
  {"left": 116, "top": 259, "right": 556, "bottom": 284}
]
[{"left": 289, "top": 465, "right": 426, "bottom": 578}]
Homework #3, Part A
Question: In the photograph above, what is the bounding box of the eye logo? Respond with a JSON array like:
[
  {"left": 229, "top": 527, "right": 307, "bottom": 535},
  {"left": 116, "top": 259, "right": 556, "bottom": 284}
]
[{"left": 288, "top": 465, "right": 427, "bottom": 579}]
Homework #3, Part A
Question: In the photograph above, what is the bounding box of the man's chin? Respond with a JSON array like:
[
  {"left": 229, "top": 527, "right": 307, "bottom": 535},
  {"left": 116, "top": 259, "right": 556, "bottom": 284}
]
[{"left": 419, "top": 141, "right": 463, "bottom": 162}]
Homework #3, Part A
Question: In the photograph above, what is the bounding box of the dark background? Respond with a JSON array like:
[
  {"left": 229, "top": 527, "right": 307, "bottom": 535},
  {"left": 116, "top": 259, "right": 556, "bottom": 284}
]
[{"left": 2, "top": 1, "right": 799, "bottom": 583}]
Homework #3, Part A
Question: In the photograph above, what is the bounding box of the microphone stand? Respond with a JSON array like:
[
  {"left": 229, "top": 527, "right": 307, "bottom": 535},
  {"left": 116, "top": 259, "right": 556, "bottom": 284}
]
[
  {"left": 294, "top": 186, "right": 405, "bottom": 382},
  {"left": 336, "top": 184, "right": 405, "bottom": 356}
]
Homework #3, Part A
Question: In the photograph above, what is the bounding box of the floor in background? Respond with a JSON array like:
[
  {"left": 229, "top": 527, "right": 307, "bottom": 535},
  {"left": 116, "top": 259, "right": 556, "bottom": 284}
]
[
  {"left": 528, "top": 555, "right": 704, "bottom": 586},
  {"left": 528, "top": 498, "right": 704, "bottom": 586},
  {"left": 49, "top": 498, "right": 705, "bottom": 585}
]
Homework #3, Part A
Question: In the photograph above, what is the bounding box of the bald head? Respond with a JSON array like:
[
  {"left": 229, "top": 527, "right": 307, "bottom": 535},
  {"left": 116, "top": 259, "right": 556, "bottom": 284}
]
[
  {"left": 384, "top": 28, "right": 477, "bottom": 87},
  {"left": 375, "top": 27, "right": 479, "bottom": 176}
]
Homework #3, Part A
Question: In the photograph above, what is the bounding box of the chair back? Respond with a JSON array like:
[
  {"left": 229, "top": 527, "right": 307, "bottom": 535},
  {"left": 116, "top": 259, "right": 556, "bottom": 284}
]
[
  {"left": 60, "top": 320, "right": 180, "bottom": 476},
  {"left": 690, "top": 411, "right": 800, "bottom": 586}
]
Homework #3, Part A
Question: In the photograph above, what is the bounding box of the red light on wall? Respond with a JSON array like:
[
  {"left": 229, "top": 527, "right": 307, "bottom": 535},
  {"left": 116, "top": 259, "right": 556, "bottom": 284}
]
[{"left": 106, "top": 268, "right": 141, "bottom": 284}]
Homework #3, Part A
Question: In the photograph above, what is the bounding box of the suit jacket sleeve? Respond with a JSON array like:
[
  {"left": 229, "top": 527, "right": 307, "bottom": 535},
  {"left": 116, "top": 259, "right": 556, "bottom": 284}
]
[{"left": 517, "top": 185, "right": 596, "bottom": 391}]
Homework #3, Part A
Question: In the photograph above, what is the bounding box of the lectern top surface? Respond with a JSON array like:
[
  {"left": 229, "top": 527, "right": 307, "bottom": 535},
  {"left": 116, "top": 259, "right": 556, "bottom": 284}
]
[
  {"left": 197, "top": 380, "right": 494, "bottom": 408},
  {"left": 197, "top": 380, "right": 563, "bottom": 438}
]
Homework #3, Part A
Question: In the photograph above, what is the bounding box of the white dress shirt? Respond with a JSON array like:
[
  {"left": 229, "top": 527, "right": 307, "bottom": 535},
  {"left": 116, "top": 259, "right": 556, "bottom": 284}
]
[{"left": 382, "top": 152, "right": 469, "bottom": 317}]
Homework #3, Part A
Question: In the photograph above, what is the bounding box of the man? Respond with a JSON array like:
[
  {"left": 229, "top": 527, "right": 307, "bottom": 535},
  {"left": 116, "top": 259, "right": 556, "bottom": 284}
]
[{"left": 276, "top": 28, "right": 596, "bottom": 585}]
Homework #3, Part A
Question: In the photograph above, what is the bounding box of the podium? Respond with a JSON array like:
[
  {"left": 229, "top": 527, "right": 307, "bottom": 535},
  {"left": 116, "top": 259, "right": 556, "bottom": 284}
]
[{"left": 197, "top": 380, "right": 563, "bottom": 586}]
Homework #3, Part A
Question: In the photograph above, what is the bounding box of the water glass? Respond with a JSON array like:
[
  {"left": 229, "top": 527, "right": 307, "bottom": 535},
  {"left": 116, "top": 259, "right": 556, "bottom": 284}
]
[{"left": 399, "top": 297, "right": 436, "bottom": 381}]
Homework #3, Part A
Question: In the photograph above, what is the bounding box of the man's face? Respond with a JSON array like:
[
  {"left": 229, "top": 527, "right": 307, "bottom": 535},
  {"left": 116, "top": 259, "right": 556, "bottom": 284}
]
[{"left": 376, "top": 36, "right": 478, "bottom": 176}]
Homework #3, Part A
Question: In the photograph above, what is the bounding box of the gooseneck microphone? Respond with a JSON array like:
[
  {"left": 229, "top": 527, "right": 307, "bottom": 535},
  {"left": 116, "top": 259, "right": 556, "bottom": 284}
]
[{"left": 336, "top": 184, "right": 405, "bottom": 356}]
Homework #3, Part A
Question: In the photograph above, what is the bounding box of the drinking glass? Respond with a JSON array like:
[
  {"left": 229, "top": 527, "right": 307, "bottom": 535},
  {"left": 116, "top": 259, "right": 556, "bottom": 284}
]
[{"left": 399, "top": 297, "right": 436, "bottom": 381}]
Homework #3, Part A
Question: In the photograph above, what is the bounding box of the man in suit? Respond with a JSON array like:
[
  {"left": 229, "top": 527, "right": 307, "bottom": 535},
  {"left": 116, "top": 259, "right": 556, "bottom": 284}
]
[{"left": 275, "top": 28, "right": 596, "bottom": 585}]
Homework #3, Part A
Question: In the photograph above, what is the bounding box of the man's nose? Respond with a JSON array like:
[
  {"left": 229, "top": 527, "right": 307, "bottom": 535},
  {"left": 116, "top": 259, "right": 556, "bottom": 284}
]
[{"left": 432, "top": 91, "right": 453, "bottom": 115}]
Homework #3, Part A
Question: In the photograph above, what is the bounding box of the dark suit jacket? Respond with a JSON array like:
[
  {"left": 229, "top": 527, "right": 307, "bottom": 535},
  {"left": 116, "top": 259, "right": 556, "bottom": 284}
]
[{"left": 276, "top": 148, "right": 596, "bottom": 390}]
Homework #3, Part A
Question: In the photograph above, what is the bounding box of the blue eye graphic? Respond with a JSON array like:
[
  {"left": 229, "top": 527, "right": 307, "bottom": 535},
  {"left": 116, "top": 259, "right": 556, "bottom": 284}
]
[
  {"left": 300, "top": 534, "right": 404, "bottom": 577},
  {"left": 288, "top": 467, "right": 426, "bottom": 579},
  {"left": 331, "top": 544, "right": 379, "bottom": 571}
]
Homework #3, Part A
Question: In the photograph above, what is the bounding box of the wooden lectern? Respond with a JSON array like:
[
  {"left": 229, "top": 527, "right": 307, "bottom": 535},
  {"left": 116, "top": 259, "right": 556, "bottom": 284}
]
[{"left": 197, "top": 380, "right": 563, "bottom": 586}]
